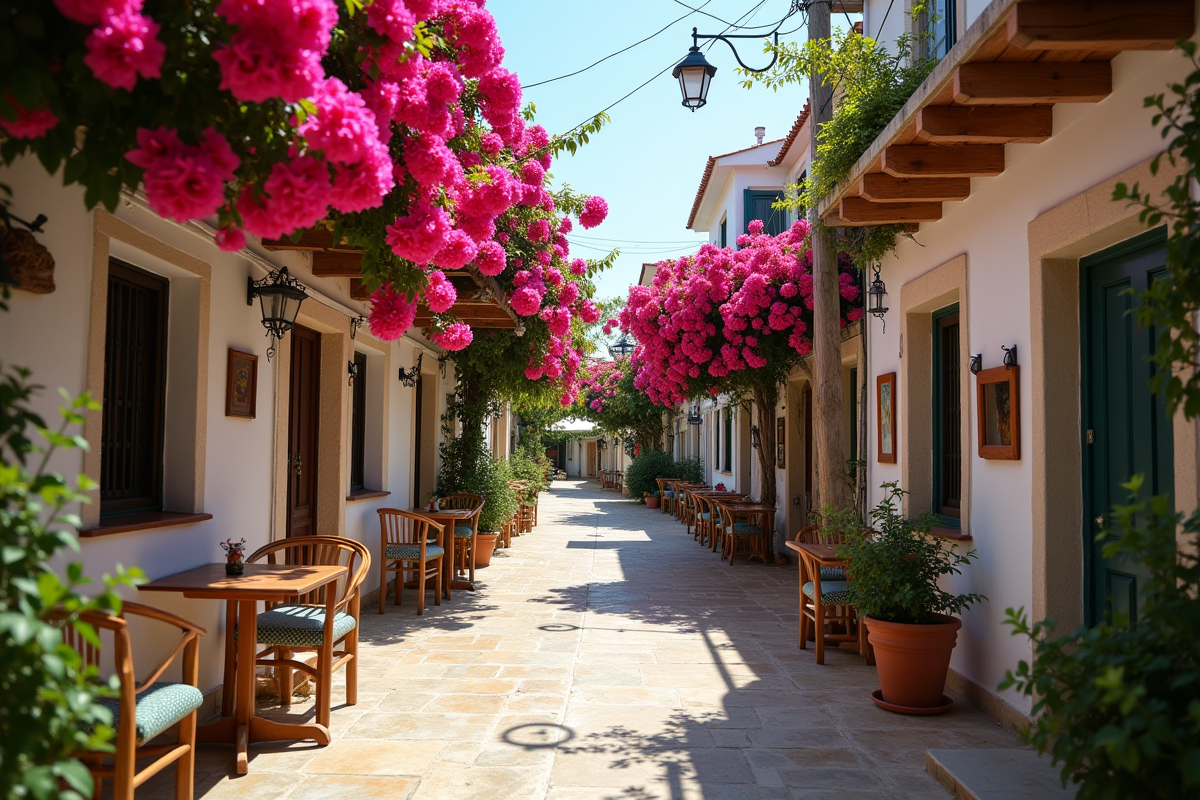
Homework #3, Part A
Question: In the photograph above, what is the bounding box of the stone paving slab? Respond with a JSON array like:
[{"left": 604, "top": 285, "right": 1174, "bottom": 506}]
[{"left": 136, "top": 480, "right": 1021, "bottom": 799}]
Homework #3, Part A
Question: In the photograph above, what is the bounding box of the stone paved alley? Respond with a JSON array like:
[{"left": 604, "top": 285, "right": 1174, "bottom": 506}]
[{"left": 142, "top": 480, "right": 1021, "bottom": 799}]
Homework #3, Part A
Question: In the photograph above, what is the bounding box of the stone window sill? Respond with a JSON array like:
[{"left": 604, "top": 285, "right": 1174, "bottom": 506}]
[
  {"left": 347, "top": 489, "right": 391, "bottom": 503},
  {"left": 81, "top": 511, "right": 214, "bottom": 538},
  {"left": 931, "top": 525, "right": 972, "bottom": 542}
]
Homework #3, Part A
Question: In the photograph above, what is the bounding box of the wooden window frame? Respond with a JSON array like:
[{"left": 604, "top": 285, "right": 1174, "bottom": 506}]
[
  {"left": 349, "top": 351, "right": 368, "bottom": 492},
  {"left": 101, "top": 259, "right": 169, "bottom": 517},
  {"left": 976, "top": 365, "right": 1020, "bottom": 461},
  {"left": 932, "top": 304, "right": 962, "bottom": 521},
  {"left": 723, "top": 407, "right": 733, "bottom": 472},
  {"left": 877, "top": 372, "right": 897, "bottom": 465}
]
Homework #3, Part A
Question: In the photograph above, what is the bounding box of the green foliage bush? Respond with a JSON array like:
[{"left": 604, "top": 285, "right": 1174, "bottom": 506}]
[
  {"left": 0, "top": 355, "right": 143, "bottom": 799},
  {"left": 435, "top": 432, "right": 515, "bottom": 534},
  {"left": 474, "top": 457, "right": 518, "bottom": 533},
  {"left": 672, "top": 458, "right": 704, "bottom": 484},
  {"left": 839, "top": 483, "right": 984, "bottom": 624},
  {"left": 625, "top": 450, "right": 674, "bottom": 504},
  {"left": 1001, "top": 478, "right": 1200, "bottom": 799}
]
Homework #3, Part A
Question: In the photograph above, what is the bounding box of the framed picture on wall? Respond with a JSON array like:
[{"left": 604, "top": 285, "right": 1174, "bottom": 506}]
[
  {"left": 976, "top": 365, "right": 1020, "bottom": 460},
  {"left": 776, "top": 416, "right": 785, "bottom": 469},
  {"left": 877, "top": 372, "right": 897, "bottom": 464},
  {"left": 225, "top": 348, "right": 258, "bottom": 418}
]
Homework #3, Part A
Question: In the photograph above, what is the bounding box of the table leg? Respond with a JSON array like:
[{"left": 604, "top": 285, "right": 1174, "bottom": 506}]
[{"left": 236, "top": 599, "right": 256, "bottom": 774}]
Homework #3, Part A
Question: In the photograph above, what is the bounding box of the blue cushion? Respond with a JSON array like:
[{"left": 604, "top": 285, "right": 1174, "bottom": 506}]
[
  {"left": 253, "top": 604, "right": 357, "bottom": 647},
  {"left": 820, "top": 566, "right": 847, "bottom": 581},
  {"left": 733, "top": 523, "right": 763, "bottom": 535},
  {"left": 99, "top": 682, "right": 203, "bottom": 745},
  {"left": 454, "top": 525, "right": 475, "bottom": 539},
  {"left": 663, "top": 489, "right": 675, "bottom": 497},
  {"left": 802, "top": 581, "right": 851, "bottom": 606},
  {"left": 386, "top": 543, "right": 445, "bottom": 561},
  {"left": 698, "top": 512, "right": 711, "bottom": 520}
]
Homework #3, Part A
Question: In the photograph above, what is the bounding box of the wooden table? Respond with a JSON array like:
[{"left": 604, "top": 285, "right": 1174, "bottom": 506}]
[
  {"left": 412, "top": 508, "right": 479, "bottom": 594},
  {"left": 722, "top": 502, "right": 777, "bottom": 563},
  {"left": 140, "top": 562, "right": 347, "bottom": 774}
]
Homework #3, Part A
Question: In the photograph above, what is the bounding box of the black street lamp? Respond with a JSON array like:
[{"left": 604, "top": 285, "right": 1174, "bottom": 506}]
[
  {"left": 247, "top": 267, "right": 307, "bottom": 360},
  {"left": 673, "top": 1, "right": 803, "bottom": 111},
  {"left": 609, "top": 333, "right": 636, "bottom": 359}
]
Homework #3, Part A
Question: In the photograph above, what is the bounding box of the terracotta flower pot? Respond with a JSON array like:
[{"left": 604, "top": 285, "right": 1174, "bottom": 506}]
[
  {"left": 475, "top": 532, "right": 500, "bottom": 567},
  {"left": 645, "top": 494, "right": 660, "bottom": 509},
  {"left": 865, "top": 614, "right": 961, "bottom": 714}
]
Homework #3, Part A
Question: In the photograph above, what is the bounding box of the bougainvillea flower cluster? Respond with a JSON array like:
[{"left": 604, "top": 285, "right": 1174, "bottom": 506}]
[
  {"left": 621, "top": 219, "right": 862, "bottom": 406},
  {"left": 5, "top": 0, "right": 612, "bottom": 404}
]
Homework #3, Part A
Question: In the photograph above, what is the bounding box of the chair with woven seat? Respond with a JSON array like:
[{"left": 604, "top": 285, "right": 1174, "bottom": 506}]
[
  {"left": 60, "top": 602, "right": 205, "bottom": 800},
  {"left": 716, "top": 502, "right": 762, "bottom": 564},
  {"left": 240, "top": 536, "right": 370, "bottom": 729},
  {"left": 379, "top": 508, "right": 445, "bottom": 615},
  {"left": 439, "top": 492, "right": 484, "bottom": 583},
  {"left": 692, "top": 495, "right": 716, "bottom": 546},
  {"left": 792, "top": 524, "right": 869, "bottom": 665},
  {"left": 655, "top": 478, "right": 675, "bottom": 515}
]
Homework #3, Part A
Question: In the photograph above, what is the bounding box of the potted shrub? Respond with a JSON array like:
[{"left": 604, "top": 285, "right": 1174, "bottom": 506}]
[
  {"left": 624, "top": 449, "right": 673, "bottom": 505},
  {"left": 840, "top": 482, "right": 985, "bottom": 714},
  {"left": 472, "top": 456, "right": 517, "bottom": 568}
]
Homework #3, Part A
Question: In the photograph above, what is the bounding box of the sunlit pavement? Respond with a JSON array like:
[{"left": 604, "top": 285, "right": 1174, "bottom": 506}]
[{"left": 140, "top": 479, "right": 1020, "bottom": 799}]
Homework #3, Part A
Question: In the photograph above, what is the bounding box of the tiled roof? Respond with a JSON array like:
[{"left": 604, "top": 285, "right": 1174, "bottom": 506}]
[
  {"left": 768, "top": 101, "right": 811, "bottom": 167},
  {"left": 685, "top": 139, "right": 784, "bottom": 230}
]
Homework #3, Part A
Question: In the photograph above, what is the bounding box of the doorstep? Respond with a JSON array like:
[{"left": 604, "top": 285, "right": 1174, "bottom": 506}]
[{"left": 927, "top": 748, "right": 1078, "bottom": 800}]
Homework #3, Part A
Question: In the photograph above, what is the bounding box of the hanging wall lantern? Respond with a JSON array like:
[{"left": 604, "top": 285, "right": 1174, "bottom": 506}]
[
  {"left": 608, "top": 332, "right": 636, "bottom": 359},
  {"left": 867, "top": 266, "right": 889, "bottom": 326},
  {"left": 247, "top": 267, "right": 307, "bottom": 360},
  {"left": 398, "top": 352, "right": 424, "bottom": 388},
  {"left": 673, "top": 44, "right": 717, "bottom": 111}
]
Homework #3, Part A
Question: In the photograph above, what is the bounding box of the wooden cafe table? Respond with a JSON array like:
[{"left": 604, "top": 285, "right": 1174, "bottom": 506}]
[
  {"left": 411, "top": 507, "right": 480, "bottom": 595},
  {"left": 140, "top": 562, "right": 347, "bottom": 774},
  {"left": 722, "top": 500, "right": 777, "bottom": 563}
]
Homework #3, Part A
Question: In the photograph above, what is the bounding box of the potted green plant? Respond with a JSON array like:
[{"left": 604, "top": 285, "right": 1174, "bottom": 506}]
[
  {"left": 645, "top": 490, "right": 660, "bottom": 509},
  {"left": 840, "top": 482, "right": 986, "bottom": 714},
  {"left": 472, "top": 456, "right": 517, "bottom": 568}
]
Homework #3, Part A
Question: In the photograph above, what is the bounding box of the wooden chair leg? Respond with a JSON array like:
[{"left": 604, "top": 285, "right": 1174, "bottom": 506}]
[
  {"left": 814, "top": 603, "right": 826, "bottom": 665},
  {"left": 417, "top": 559, "right": 426, "bottom": 616},
  {"left": 468, "top": 536, "right": 476, "bottom": 583},
  {"left": 434, "top": 558, "right": 443, "bottom": 605},
  {"left": 346, "top": 630, "right": 359, "bottom": 706},
  {"left": 175, "top": 715, "right": 196, "bottom": 800},
  {"left": 316, "top": 643, "right": 332, "bottom": 729},
  {"left": 278, "top": 647, "right": 293, "bottom": 707}
]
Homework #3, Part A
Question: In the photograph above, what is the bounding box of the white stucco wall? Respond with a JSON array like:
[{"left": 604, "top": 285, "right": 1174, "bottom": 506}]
[{"left": 861, "top": 43, "right": 1198, "bottom": 713}]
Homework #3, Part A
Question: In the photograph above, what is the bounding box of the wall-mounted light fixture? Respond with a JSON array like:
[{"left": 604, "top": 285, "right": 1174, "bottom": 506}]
[
  {"left": 350, "top": 315, "right": 365, "bottom": 339},
  {"left": 347, "top": 359, "right": 359, "bottom": 386},
  {"left": 687, "top": 404, "right": 703, "bottom": 425},
  {"left": 398, "top": 352, "right": 424, "bottom": 388},
  {"left": 750, "top": 425, "right": 761, "bottom": 449},
  {"left": 969, "top": 353, "right": 982, "bottom": 375},
  {"left": 597, "top": 437, "right": 607, "bottom": 451},
  {"left": 247, "top": 267, "right": 307, "bottom": 360},
  {"left": 1002, "top": 344, "right": 1018, "bottom": 368},
  {"left": 867, "top": 266, "right": 889, "bottom": 329}
]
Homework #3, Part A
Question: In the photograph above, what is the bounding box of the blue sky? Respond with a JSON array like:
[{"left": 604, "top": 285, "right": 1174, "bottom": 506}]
[{"left": 489, "top": 0, "right": 838, "bottom": 304}]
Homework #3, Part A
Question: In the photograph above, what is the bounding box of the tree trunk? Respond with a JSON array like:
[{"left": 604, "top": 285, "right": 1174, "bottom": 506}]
[
  {"left": 812, "top": 223, "right": 855, "bottom": 511},
  {"left": 752, "top": 383, "right": 780, "bottom": 560}
]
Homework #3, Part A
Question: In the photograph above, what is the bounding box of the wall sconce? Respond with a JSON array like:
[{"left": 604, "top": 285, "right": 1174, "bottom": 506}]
[
  {"left": 867, "top": 266, "right": 889, "bottom": 330},
  {"left": 350, "top": 315, "right": 365, "bottom": 339},
  {"left": 597, "top": 437, "right": 607, "bottom": 450},
  {"left": 247, "top": 267, "right": 307, "bottom": 360},
  {"left": 398, "top": 352, "right": 424, "bottom": 387},
  {"left": 750, "top": 425, "right": 761, "bottom": 449},
  {"left": 1002, "top": 344, "right": 1018, "bottom": 368},
  {"left": 347, "top": 359, "right": 359, "bottom": 386},
  {"left": 687, "top": 404, "right": 703, "bottom": 425},
  {"left": 969, "top": 353, "right": 982, "bottom": 375}
]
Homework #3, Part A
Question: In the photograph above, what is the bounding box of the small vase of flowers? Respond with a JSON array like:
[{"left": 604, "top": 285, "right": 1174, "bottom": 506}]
[{"left": 221, "top": 538, "right": 247, "bottom": 576}]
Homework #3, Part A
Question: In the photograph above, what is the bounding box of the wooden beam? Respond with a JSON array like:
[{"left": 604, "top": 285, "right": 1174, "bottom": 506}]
[
  {"left": 1008, "top": 1, "right": 1194, "bottom": 52},
  {"left": 349, "top": 279, "right": 370, "bottom": 301},
  {"left": 954, "top": 62, "right": 1112, "bottom": 105},
  {"left": 916, "top": 105, "right": 1053, "bottom": 144},
  {"left": 260, "top": 229, "right": 335, "bottom": 251},
  {"left": 838, "top": 197, "right": 943, "bottom": 225},
  {"left": 881, "top": 144, "right": 1005, "bottom": 178},
  {"left": 858, "top": 174, "right": 972, "bottom": 203},
  {"left": 311, "top": 251, "right": 363, "bottom": 277}
]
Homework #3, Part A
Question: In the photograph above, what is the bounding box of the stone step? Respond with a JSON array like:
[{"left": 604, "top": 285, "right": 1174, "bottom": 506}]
[{"left": 927, "top": 748, "right": 1078, "bottom": 799}]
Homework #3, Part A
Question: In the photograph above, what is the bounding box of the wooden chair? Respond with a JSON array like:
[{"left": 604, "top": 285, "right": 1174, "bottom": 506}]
[
  {"left": 378, "top": 508, "right": 445, "bottom": 615},
  {"left": 242, "top": 536, "right": 370, "bottom": 728},
  {"left": 716, "top": 501, "right": 762, "bottom": 564},
  {"left": 692, "top": 494, "right": 716, "bottom": 545},
  {"left": 655, "top": 478, "right": 675, "bottom": 515},
  {"left": 440, "top": 492, "right": 484, "bottom": 583},
  {"left": 61, "top": 602, "right": 205, "bottom": 800},
  {"left": 792, "top": 525, "right": 870, "bottom": 665}
]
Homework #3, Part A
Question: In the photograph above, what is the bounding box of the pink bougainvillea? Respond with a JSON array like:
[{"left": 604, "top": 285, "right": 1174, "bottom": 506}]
[
  {"left": 368, "top": 282, "right": 418, "bottom": 341},
  {"left": 578, "top": 195, "right": 608, "bottom": 229},
  {"left": 125, "top": 126, "right": 238, "bottom": 223},
  {"left": 431, "top": 322, "right": 473, "bottom": 351},
  {"left": 83, "top": 6, "right": 166, "bottom": 90},
  {"left": 0, "top": 98, "right": 58, "bottom": 139},
  {"left": 424, "top": 270, "right": 457, "bottom": 313}
]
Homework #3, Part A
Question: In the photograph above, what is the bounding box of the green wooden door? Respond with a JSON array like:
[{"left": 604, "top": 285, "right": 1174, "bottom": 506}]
[{"left": 1081, "top": 229, "right": 1171, "bottom": 626}]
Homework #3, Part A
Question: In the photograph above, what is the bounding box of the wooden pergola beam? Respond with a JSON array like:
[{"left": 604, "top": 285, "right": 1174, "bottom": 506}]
[
  {"left": 881, "top": 144, "right": 1005, "bottom": 178},
  {"left": 954, "top": 62, "right": 1112, "bottom": 105},
  {"left": 311, "top": 251, "right": 364, "bottom": 277},
  {"left": 261, "top": 229, "right": 335, "bottom": 251},
  {"left": 838, "top": 197, "right": 943, "bottom": 226},
  {"left": 916, "top": 105, "right": 1053, "bottom": 144},
  {"left": 857, "top": 174, "right": 972, "bottom": 203},
  {"left": 1008, "top": 0, "right": 1194, "bottom": 51}
]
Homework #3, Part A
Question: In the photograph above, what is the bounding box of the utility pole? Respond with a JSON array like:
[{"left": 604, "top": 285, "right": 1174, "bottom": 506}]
[{"left": 808, "top": 0, "right": 854, "bottom": 512}]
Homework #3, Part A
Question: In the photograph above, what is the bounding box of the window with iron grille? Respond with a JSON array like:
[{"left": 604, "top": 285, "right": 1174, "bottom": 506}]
[
  {"left": 350, "top": 351, "right": 368, "bottom": 492},
  {"left": 101, "top": 260, "right": 168, "bottom": 516}
]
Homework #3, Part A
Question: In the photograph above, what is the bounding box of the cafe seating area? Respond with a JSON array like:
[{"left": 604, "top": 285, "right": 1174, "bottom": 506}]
[{"left": 656, "top": 479, "right": 776, "bottom": 566}]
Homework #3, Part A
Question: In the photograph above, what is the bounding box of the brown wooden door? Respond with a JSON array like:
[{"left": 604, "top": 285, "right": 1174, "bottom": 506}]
[
  {"left": 412, "top": 373, "right": 423, "bottom": 503},
  {"left": 586, "top": 442, "right": 597, "bottom": 476},
  {"left": 287, "top": 325, "right": 320, "bottom": 537}
]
